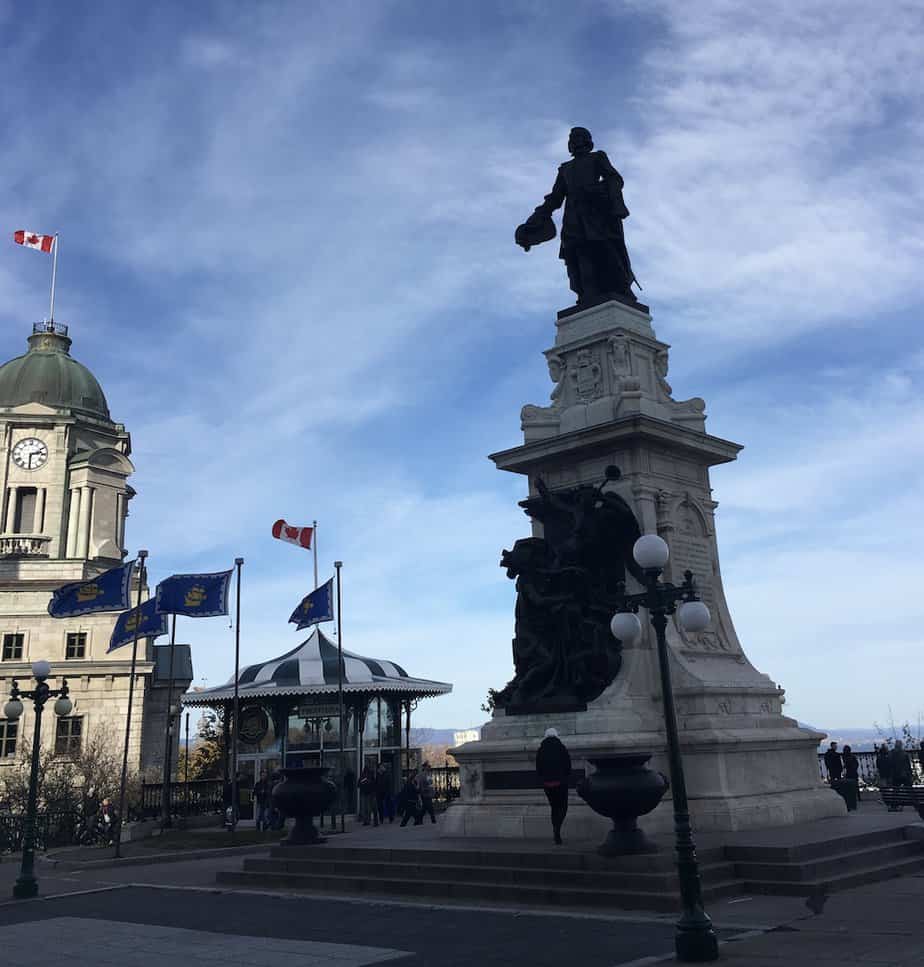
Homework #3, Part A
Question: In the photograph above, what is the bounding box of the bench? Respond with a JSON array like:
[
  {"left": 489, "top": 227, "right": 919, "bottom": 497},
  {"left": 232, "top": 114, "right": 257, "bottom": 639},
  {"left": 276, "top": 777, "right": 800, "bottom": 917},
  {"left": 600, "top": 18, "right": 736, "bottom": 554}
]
[{"left": 879, "top": 786, "right": 924, "bottom": 819}]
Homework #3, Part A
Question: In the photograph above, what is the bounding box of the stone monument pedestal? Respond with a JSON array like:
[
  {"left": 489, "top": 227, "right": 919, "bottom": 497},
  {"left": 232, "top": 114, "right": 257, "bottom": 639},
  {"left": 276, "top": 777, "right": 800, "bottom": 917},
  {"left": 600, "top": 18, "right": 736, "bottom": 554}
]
[{"left": 444, "top": 300, "right": 844, "bottom": 840}]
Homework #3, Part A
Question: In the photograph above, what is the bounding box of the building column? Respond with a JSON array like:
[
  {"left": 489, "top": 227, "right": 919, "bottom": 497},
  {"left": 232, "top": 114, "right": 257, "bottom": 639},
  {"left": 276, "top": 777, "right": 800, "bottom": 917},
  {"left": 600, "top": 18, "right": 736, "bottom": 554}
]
[
  {"left": 4, "top": 486, "right": 17, "bottom": 532},
  {"left": 77, "top": 486, "right": 92, "bottom": 558},
  {"left": 65, "top": 488, "right": 80, "bottom": 557},
  {"left": 34, "top": 488, "right": 46, "bottom": 534}
]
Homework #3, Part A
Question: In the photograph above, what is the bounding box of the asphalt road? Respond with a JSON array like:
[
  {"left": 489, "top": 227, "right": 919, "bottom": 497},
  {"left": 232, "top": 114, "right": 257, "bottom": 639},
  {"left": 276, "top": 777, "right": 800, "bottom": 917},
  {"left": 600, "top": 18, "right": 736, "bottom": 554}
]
[{"left": 0, "top": 883, "right": 681, "bottom": 967}]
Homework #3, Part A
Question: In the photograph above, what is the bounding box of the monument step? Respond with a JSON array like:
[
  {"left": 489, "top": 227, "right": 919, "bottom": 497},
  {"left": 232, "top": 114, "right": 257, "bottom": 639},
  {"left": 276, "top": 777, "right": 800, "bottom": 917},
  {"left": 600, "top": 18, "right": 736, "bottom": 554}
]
[
  {"left": 731, "top": 838, "right": 924, "bottom": 883},
  {"left": 215, "top": 867, "right": 743, "bottom": 913},
  {"left": 266, "top": 843, "right": 727, "bottom": 873},
  {"left": 723, "top": 824, "right": 910, "bottom": 863},
  {"left": 739, "top": 852, "right": 924, "bottom": 897},
  {"left": 241, "top": 854, "right": 739, "bottom": 893}
]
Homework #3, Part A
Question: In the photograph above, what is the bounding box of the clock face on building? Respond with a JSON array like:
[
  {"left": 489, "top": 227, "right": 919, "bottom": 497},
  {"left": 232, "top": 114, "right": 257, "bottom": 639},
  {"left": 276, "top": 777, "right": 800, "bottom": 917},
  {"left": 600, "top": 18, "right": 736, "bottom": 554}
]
[{"left": 12, "top": 437, "right": 48, "bottom": 471}]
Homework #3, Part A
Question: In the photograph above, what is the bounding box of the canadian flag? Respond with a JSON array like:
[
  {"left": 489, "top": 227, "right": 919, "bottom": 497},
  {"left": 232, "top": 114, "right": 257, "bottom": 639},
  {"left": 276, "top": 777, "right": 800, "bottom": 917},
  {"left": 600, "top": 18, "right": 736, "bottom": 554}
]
[
  {"left": 13, "top": 230, "right": 55, "bottom": 253},
  {"left": 272, "top": 519, "right": 314, "bottom": 550}
]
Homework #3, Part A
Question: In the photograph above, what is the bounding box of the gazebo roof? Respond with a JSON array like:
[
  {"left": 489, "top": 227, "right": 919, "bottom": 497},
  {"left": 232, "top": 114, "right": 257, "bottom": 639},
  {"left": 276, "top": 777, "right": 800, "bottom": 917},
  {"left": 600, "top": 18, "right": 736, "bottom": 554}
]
[{"left": 182, "top": 628, "right": 452, "bottom": 707}]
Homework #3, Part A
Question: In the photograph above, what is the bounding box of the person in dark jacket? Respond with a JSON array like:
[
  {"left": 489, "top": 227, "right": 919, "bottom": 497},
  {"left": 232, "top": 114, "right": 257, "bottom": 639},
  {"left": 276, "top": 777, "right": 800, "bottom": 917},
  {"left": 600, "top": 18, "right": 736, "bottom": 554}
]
[
  {"left": 875, "top": 744, "right": 893, "bottom": 789},
  {"left": 398, "top": 770, "right": 421, "bottom": 827},
  {"left": 890, "top": 741, "right": 913, "bottom": 789},
  {"left": 823, "top": 742, "right": 842, "bottom": 783},
  {"left": 841, "top": 745, "right": 860, "bottom": 808},
  {"left": 536, "top": 727, "right": 571, "bottom": 845}
]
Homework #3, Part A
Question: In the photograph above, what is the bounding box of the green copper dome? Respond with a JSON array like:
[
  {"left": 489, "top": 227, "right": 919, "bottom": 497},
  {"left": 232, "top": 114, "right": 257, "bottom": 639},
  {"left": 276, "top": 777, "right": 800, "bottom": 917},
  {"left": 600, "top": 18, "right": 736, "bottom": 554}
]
[{"left": 0, "top": 324, "right": 110, "bottom": 419}]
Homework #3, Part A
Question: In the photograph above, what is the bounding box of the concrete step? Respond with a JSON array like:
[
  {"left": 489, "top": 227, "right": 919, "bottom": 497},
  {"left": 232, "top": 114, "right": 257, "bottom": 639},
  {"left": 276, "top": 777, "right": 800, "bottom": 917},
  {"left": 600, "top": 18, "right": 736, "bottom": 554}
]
[
  {"left": 724, "top": 825, "right": 910, "bottom": 864},
  {"left": 241, "top": 854, "right": 739, "bottom": 893},
  {"left": 216, "top": 867, "right": 743, "bottom": 913},
  {"left": 732, "top": 838, "right": 924, "bottom": 883},
  {"left": 267, "top": 843, "right": 726, "bottom": 873},
  {"left": 740, "top": 852, "right": 924, "bottom": 897}
]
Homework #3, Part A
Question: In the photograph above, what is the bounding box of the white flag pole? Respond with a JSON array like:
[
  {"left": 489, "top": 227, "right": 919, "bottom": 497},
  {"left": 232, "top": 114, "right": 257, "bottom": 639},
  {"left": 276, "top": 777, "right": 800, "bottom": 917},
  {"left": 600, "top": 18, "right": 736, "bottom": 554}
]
[
  {"left": 48, "top": 234, "right": 59, "bottom": 323},
  {"left": 313, "top": 519, "right": 318, "bottom": 590}
]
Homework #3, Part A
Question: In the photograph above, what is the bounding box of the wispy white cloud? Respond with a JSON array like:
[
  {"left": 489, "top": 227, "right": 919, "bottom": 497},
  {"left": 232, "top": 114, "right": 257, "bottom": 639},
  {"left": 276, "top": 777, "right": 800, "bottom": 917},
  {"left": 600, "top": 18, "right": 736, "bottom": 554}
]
[{"left": 2, "top": 1, "right": 923, "bottom": 730}]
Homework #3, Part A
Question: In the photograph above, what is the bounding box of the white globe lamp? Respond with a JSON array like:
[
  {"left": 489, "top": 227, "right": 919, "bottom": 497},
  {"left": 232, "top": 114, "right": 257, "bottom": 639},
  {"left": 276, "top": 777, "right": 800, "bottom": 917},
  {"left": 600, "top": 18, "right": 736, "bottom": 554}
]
[
  {"left": 678, "top": 600, "right": 711, "bottom": 633},
  {"left": 31, "top": 659, "right": 51, "bottom": 682},
  {"left": 633, "top": 534, "right": 669, "bottom": 571},
  {"left": 54, "top": 696, "right": 73, "bottom": 717},
  {"left": 3, "top": 698, "right": 24, "bottom": 720},
  {"left": 610, "top": 611, "right": 642, "bottom": 644}
]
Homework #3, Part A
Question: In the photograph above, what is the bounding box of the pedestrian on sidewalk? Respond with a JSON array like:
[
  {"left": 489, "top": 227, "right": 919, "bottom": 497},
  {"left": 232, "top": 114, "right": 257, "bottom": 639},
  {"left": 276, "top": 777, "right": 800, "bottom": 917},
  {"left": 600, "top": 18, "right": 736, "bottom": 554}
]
[
  {"left": 358, "top": 764, "right": 377, "bottom": 826},
  {"left": 536, "top": 727, "right": 571, "bottom": 845},
  {"left": 823, "top": 741, "right": 843, "bottom": 783},
  {"left": 414, "top": 762, "right": 437, "bottom": 825},
  {"left": 842, "top": 745, "right": 860, "bottom": 809},
  {"left": 398, "top": 769, "right": 421, "bottom": 827},
  {"left": 375, "top": 762, "right": 394, "bottom": 824},
  {"left": 253, "top": 771, "right": 271, "bottom": 831},
  {"left": 890, "top": 740, "right": 913, "bottom": 789},
  {"left": 875, "top": 744, "right": 892, "bottom": 790}
]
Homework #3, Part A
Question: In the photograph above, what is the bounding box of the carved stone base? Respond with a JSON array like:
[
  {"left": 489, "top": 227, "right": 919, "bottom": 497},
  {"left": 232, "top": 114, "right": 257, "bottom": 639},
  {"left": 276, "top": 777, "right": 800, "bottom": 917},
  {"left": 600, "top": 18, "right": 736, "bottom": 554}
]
[
  {"left": 457, "top": 297, "right": 844, "bottom": 841},
  {"left": 444, "top": 725, "right": 845, "bottom": 840}
]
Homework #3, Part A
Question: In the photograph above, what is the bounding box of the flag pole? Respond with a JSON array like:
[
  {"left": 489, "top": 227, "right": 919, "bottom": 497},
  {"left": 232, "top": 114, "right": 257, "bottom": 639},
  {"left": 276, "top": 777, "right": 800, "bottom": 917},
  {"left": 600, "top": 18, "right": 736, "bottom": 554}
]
[
  {"left": 313, "top": 520, "right": 318, "bottom": 590},
  {"left": 334, "top": 560, "right": 344, "bottom": 834},
  {"left": 160, "top": 612, "right": 178, "bottom": 830},
  {"left": 230, "top": 557, "right": 244, "bottom": 838},
  {"left": 48, "top": 234, "right": 59, "bottom": 323},
  {"left": 115, "top": 550, "right": 147, "bottom": 859}
]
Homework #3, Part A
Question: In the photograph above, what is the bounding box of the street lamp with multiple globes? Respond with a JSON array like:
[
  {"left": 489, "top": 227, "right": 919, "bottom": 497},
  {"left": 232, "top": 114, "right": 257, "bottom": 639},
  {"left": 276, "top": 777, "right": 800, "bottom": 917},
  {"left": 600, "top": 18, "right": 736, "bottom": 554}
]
[
  {"left": 4, "top": 660, "right": 73, "bottom": 899},
  {"left": 610, "top": 534, "right": 719, "bottom": 963}
]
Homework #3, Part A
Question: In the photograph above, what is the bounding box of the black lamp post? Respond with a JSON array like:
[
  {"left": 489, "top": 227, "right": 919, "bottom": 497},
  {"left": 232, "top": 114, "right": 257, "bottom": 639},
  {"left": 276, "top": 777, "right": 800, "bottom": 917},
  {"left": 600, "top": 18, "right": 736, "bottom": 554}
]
[
  {"left": 610, "top": 534, "right": 719, "bottom": 963},
  {"left": 4, "top": 660, "right": 72, "bottom": 900}
]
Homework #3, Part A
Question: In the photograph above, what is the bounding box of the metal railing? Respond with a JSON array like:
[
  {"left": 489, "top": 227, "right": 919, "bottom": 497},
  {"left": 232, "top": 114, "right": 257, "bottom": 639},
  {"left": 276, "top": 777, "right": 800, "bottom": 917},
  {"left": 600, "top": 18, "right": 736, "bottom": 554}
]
[
  {"left": 0, "top": 810, "right": 81, "bottom": 853},
  {"left": 139, "top": 779, "right": 224, "bottom": 819},
  {"left": 817, "top": 750, "right": 924, "bottom": 786}
]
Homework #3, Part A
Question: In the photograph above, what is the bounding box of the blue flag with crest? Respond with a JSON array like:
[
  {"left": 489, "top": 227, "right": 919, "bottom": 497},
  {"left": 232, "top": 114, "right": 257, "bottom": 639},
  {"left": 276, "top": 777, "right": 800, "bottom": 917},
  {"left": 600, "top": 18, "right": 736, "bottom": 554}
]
[
  {"left": 108, "top": 598, "right": 169, "bottom": 652},
  {"left": 155, "top": 570, "right": 232, "bottom": 617},
  {"left": 289, "top": 577, "right": 334, "bottom": 630},
  {"left": 48, "top": 560, "right": 134, "bottom": 618}
]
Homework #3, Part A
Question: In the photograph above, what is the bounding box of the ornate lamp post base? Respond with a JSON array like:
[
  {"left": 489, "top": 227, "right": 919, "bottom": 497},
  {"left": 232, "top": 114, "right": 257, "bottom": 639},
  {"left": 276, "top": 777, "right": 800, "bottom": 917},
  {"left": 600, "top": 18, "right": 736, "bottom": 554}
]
[{"left": 13, "top": 877, "right": 39, "bottom": 900}]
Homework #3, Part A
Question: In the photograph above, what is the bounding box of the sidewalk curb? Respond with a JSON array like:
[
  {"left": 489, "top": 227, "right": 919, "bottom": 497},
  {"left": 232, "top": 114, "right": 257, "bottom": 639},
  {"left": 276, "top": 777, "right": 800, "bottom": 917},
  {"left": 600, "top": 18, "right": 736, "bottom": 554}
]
[{"left": 39, "top": 842, "right": 273, "bottom": 871}]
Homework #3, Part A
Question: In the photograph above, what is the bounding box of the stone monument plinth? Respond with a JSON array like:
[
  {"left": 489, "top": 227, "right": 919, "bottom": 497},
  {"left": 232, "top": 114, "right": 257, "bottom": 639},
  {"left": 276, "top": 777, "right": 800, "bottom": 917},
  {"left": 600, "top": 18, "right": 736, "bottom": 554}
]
[{"left": 443, "top": 299, "right": 843, "bottom": 840}]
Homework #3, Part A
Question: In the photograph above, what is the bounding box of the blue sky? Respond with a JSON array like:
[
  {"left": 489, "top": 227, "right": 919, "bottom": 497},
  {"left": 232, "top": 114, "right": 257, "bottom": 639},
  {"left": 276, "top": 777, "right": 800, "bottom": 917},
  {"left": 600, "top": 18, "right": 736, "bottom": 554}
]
[{"left": 2, "top": 0, "right": 923, "bottom": 730}]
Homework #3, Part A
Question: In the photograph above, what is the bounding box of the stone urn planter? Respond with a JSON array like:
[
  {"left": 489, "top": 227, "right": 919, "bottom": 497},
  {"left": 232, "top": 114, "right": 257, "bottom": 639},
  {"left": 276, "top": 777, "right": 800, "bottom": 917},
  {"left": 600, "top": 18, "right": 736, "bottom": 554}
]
[
  {"left": 577, "top": 753, "right": 669, "bottom": 855},
  {"left": 272, "top": 767, "right": 337, "bottom": 846}
]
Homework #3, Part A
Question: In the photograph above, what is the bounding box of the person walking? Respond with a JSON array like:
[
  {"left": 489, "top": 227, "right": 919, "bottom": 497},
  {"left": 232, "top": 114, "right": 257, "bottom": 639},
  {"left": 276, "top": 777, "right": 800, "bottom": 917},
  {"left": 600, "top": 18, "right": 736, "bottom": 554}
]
[
  {"left": 890, "top": 740, "right": 913, "bottom": 789},
  {"left": 358, "top": 764, "right": 377, "bottom": 826},
  {"left": 876, "top": 744, "right": 893, "bottom": 790},
  {"left": 253, "top": 771, "right": 271, "bottom": 832},
  {"left": 536, "top": 727, "right": 571, "bottom": 845},
  {"left": 414, "top": 762, "right": 437, "bottom": 825},
  {"left": 823, "top": 742, "right": 842, "bottom": 784},
  {"left": 841, "top": 745, "right": 860, "bottom": 809},
  {"left": 398, "top": 769, "right": 421, "bottom": 827},
  {"left": 375, "top": 762, "right": 394, "bottom": 824}
]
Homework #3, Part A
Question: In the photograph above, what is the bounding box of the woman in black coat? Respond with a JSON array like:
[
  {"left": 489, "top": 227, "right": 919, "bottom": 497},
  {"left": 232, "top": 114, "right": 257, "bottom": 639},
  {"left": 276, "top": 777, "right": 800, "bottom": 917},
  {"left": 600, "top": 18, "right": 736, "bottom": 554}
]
[{"left": 536, "top": 727, "right": 571, "bottom": 845}]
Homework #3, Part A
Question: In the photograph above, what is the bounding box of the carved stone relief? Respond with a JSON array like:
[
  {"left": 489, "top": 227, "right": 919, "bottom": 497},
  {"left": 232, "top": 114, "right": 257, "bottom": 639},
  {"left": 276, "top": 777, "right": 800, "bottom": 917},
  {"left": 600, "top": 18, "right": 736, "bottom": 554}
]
[{"left": 568, "top": 348, "right": 603, "bottom": 402}]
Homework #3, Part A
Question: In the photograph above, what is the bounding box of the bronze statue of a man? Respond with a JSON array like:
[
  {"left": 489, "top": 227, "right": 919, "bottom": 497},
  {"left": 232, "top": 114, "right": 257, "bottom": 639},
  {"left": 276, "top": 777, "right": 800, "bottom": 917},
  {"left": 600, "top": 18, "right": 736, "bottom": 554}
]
[{"left": 516, "top": 127, "right": 639, "bottom": 310}]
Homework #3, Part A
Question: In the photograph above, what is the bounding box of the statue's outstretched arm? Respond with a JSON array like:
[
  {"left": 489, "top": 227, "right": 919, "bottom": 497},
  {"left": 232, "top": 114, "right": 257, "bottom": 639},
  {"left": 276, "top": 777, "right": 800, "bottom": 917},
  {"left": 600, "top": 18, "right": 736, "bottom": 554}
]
[{"left": 534, "top": 170, "right": 567, "bottom": 217}]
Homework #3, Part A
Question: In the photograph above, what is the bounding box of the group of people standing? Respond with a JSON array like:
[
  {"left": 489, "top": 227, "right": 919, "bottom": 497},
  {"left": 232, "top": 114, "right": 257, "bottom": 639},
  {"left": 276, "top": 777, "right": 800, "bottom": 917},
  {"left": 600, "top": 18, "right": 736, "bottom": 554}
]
[
  {"left": 357, "top": 761, "right": 438, "bottom": 828},
  {"left": 823, "top": 739, "right": 921, "bottom": 796}
]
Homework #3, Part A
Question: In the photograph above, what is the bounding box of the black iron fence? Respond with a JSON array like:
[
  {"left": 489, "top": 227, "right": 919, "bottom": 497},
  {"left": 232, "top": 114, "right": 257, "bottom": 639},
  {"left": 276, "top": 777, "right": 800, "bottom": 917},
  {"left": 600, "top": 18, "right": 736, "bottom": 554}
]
[
  {"left": 0, "top": 810, "right": 81, "bottom": 853},
  {"left": 139, "top": 779, "right": 225, "bottom": 819},
  {"left": 817, "top": 751, "right": 924, "bottom": 786}
]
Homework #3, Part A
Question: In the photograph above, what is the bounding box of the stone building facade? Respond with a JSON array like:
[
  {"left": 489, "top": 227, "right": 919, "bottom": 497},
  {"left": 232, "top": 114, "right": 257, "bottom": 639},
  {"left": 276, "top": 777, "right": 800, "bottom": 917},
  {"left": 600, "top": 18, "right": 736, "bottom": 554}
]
[{"left": 0, "top": 321, "right": 190, "bottom": 780}]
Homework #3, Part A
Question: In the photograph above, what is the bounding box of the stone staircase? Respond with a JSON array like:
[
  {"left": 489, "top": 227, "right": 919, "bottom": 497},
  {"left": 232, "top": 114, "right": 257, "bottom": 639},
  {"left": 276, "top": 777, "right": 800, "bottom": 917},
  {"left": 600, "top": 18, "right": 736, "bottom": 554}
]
[
  {"left": 215, "top": 824, "right": 924, "bottom": 912},
  {"left": 731, "top": 825, "right": 924, "bottom": 896},
  {"left": 217, "top": 842, "right": 741, "bottom": 912}
]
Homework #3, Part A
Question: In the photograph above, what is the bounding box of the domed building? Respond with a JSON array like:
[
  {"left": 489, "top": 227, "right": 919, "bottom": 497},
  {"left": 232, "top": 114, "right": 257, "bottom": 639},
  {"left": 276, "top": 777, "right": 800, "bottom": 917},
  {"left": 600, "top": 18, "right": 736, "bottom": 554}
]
[{"left": 0, "top": 321, "right": 189, "bottom": 778}]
